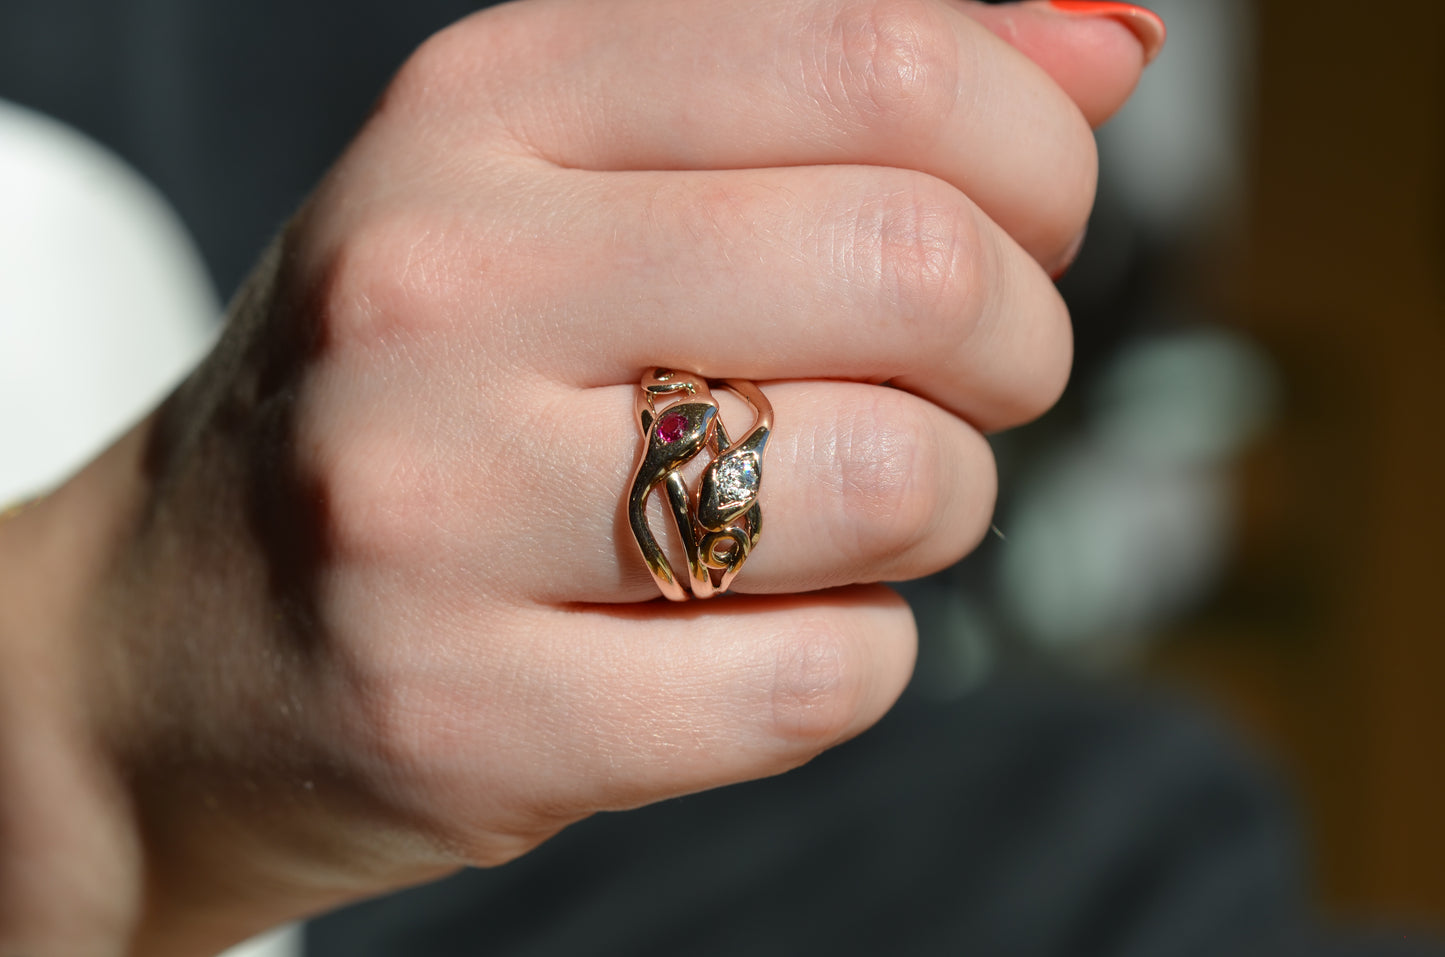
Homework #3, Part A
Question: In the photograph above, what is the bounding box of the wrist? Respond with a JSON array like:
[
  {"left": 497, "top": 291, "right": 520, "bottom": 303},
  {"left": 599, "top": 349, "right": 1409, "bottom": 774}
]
[
  {"left": 13, "top": 402, "right": 454, "bottom": 954},
  {"left": 0, "top": 434, "right": 148, "bottom": 954},
  {"left": 0, "top": 417, "right": 365, "bottom": 956}
]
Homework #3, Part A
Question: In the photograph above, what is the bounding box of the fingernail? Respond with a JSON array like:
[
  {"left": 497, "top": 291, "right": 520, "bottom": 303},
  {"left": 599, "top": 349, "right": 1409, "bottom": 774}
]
[{"left": 1046, "top": 2, "right": 1167, "bottom": 65}]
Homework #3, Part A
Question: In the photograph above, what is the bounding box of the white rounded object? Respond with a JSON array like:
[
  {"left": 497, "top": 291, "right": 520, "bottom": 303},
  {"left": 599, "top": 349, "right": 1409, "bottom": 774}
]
[{"left": 0, "top": 99, "right": 219, "bottom": 503}]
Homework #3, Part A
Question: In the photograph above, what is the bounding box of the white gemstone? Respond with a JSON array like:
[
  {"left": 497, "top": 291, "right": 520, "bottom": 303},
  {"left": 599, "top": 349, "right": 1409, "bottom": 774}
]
[{"left": 715, "top": 454, "right": 759, "bottom": 503}]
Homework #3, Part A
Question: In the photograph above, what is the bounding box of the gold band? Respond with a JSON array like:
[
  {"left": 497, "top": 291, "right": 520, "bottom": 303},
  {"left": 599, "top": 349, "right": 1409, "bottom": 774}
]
[{"left": 627, "top": 369, "right": 771, "bottom": 600}]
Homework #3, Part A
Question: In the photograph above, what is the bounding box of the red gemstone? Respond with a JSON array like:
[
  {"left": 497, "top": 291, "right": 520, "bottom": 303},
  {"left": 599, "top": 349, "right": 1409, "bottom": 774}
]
[{"left": 657, "top": 410, "right": 689, "bottom": 445}]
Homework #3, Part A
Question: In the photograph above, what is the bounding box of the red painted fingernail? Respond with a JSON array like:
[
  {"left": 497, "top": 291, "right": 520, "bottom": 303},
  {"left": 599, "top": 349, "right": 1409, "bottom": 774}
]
[{"left": 1047, "top": 2, "right": 1167, "bottom": 65}]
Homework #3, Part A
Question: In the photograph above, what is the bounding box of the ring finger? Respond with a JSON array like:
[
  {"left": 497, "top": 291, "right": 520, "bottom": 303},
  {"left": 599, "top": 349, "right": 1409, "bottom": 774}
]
[{"left": 303, "top": 377, "right": 997, "bottom": 606}]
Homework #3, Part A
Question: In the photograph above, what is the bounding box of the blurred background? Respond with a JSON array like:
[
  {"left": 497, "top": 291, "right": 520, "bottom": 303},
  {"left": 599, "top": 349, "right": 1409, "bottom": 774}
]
[
  {"left": 919, "top": 0, "right": 1445, "bottom": 927},
  {"left": 1, "top": 0, "right": 1442, "bottom": 952},
  {"left": 1079, "top": 0, "right": 1445, "bottom": 924}
]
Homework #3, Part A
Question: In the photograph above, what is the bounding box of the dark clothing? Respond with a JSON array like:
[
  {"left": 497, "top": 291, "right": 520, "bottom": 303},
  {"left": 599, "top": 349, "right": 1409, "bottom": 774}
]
[{"left": 310, "top": 677, "right": 1320, "bottom": 957}]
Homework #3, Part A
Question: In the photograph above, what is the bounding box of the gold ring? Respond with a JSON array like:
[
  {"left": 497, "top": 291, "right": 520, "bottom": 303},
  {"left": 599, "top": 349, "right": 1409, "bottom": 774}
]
[{"left": 627, "top": 369, "right": 772, "bottom": 600}]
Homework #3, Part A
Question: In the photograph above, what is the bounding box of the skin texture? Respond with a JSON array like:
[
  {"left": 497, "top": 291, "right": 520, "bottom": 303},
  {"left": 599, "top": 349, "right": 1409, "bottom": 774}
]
[{"left": 0, "top": 1, "right": 1157, "bottom": 953}]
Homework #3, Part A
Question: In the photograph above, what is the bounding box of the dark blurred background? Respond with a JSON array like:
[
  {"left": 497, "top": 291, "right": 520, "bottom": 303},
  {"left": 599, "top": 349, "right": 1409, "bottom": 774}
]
[
  {"left": 1141, "top": 0, "right": 1445, "bottom": 921},
  {"left": 1041, "top": 0, "right": 1445, "bottom": 925}
]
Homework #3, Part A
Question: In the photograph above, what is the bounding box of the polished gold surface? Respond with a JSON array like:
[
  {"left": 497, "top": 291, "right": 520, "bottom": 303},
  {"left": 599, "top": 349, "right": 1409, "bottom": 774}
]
[{"left": 627, "top": 369, "right": 771, "bottom": 600}]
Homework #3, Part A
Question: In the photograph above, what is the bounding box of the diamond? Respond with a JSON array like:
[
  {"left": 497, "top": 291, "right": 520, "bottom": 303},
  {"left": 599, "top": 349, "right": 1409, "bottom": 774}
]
[{"left": 714, "top": 453, "right": 759, "bottom": 504}]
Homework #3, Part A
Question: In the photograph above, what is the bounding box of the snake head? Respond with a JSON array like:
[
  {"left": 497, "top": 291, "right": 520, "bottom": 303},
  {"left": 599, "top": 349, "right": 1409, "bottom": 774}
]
[
  {"left": 696, "top": 448, "right": 762, "bottom": 531},
  {"left": 639, "top": 401, "right": 717, "bottom": 481}
]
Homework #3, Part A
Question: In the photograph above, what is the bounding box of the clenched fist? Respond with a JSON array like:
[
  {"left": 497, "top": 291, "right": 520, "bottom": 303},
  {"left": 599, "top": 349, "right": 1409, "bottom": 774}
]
[{"left": 0, "top": 1, "right": 1162, "bottom": 953}]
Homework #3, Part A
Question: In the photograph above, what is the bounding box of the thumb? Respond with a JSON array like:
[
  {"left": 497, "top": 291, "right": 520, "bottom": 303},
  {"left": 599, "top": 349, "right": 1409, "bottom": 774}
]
[{"left": 967, "top": 1, "right": 1167, "bottom": 127}]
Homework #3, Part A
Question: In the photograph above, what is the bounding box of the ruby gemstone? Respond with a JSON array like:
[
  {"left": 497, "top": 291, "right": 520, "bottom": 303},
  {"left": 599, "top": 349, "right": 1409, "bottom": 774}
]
[{"left": 657, "top": 410, "right": 689, "bottom": 445}]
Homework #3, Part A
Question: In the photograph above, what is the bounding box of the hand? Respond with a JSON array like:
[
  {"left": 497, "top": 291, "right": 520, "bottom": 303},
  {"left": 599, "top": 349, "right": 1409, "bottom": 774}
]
[{"left": 0, "top": 0, "right": 1159, "bottom": 952}]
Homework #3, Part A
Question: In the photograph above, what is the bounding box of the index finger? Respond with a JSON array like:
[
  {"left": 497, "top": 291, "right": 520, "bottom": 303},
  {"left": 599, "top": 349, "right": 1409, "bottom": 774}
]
[{"left": 405, "top": 0, "right": 1149, "bottom": 269}]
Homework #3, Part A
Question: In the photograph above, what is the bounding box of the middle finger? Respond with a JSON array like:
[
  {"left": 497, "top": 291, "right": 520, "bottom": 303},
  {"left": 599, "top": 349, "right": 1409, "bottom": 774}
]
[{"left": 505, "top": 165, "right": 1072, "bottom": 434}]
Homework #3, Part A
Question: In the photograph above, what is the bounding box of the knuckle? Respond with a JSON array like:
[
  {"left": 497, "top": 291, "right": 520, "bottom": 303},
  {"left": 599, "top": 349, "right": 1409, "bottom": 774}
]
[
  {"left": 382, "top": 16, "right": 509, "bottom": 120},
  {"left": 317, "top": 428, "right": 439, "bottom": 563},
  {"left": 871, "top": 179, "right": 975, "bottom": 324},
  {"left": 770, "top": 624, "right": 868, "bottom": 746},
  {"left": 379, "top": 12, "right": 533, "bottom": 150},
  {"left": 385, "top": 9, "right": 579, "bottom": 159},
  {"left": 318, "top": 209, "right": 459, "bottom": 351},
  {"left": 338, "top": 654, "right": 570, "bottom": 864},
  {"left": 382, "top": 25, "right": 473, "bottom": 118},
  {"left": 821, "top": 393, "right": 940, "bottom": 565},
  {"left": 805, "top": 0, "right": 958, "bottom": 132}
]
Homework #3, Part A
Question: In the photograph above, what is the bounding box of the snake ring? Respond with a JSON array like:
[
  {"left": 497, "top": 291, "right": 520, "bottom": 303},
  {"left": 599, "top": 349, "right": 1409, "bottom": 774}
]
[{"left": 627, "top": 369, "right": 772, "bottom": 600}]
